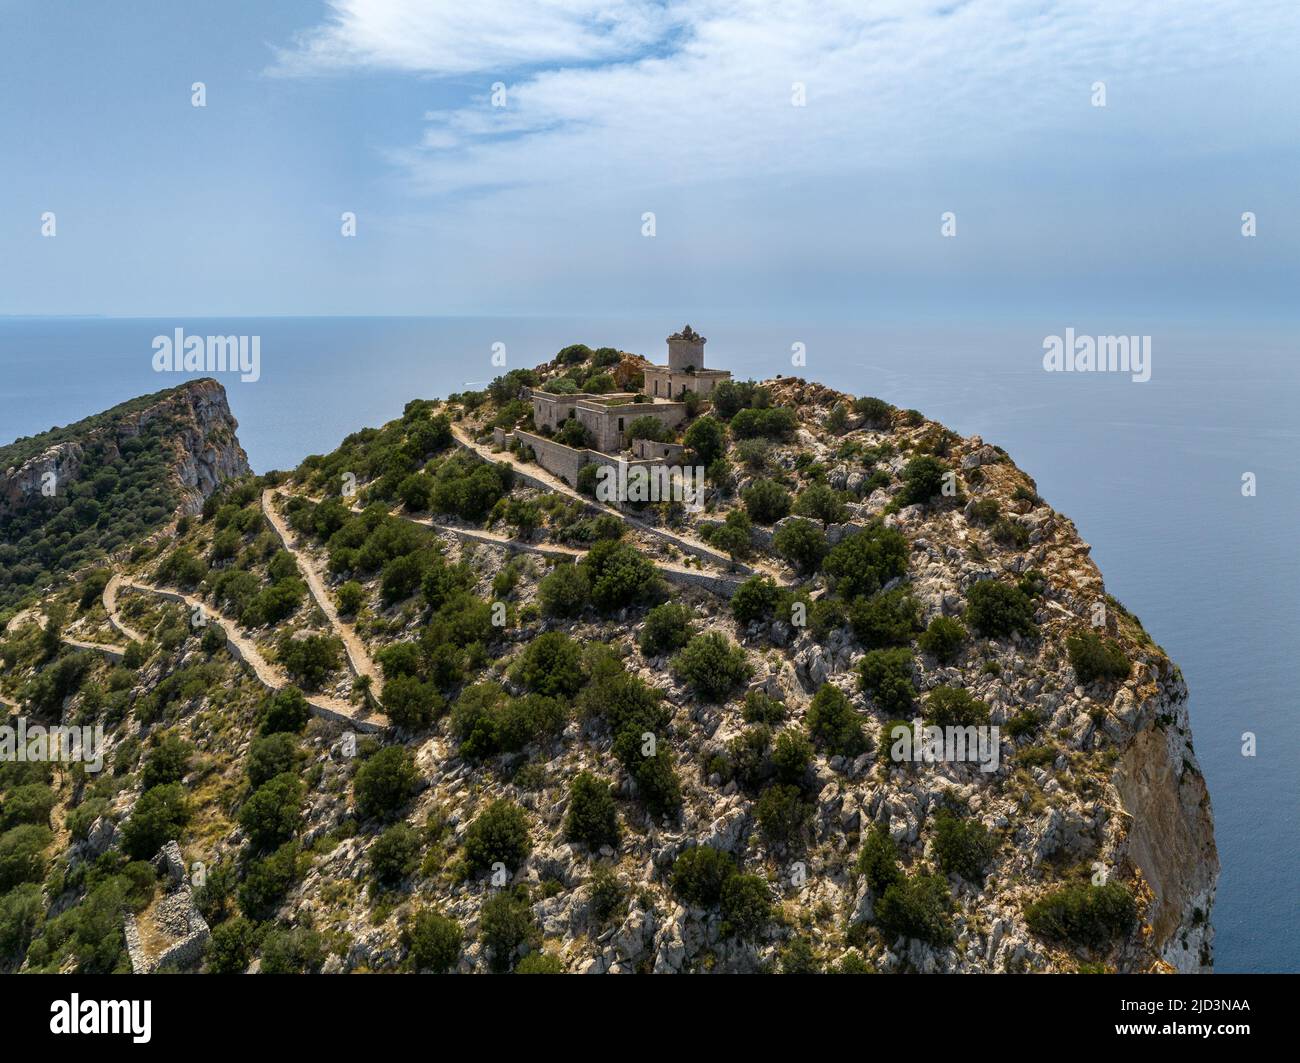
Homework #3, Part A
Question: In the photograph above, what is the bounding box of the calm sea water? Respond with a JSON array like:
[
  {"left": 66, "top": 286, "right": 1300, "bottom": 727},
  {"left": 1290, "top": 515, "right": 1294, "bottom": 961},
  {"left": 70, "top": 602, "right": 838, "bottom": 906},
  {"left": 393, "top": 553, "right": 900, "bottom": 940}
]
[{"left": 1, "top": 315, "right": 1295, "bottom": 972}]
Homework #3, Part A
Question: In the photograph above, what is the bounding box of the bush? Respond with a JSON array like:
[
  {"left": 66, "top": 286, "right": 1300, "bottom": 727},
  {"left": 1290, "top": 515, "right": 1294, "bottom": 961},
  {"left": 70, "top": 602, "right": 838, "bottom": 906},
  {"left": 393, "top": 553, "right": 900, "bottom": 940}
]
[
  {"left": 404, "top": 910, "right": 463, "bottom": 972},
  {"left": 0, "top": 784, "right": 56, "bottom": 831},
  {"left": 967, "top": 498, "right": 999, "bottom": 525},
  {"left": 754, "top": 783, "right": 812, "bottom": 849},
  {"left": 537, "top": 564, "right": 590, "bottom": 618},
  {"left": 731, "top": 575, "right": 781, "bottom": 624},
  {"left": 563, "top": 773, "right": 620, "bottom": 851},
  {"left": 239, "top": 773, "right": 304, "bottom": 850},
  {"left": 672, "top": 632, "right": 752, "bottom": 702},
  {"left": 582, "top": 539, "right": 657, "bottom": 610},
  {"left": 918, "top": 615, "right": 967, "bottom": 664},
  {"left": 382, "top": 674, "right": 443, "bottom": 730},
  {"left": 771, "top": 728, "right": 812, "bottom": 785},
  {"left": 353, "top": 746, "right": 417, "bottom": 821},
  {"left": 140, "top": 735, "right": 192, "bottom": 791},
  {"left": 855, "top": 824, "right": 902, "bottom": 895},
  {"left": 237, "top": 841, "right": 300, "bottom": 919},
  {"left": 589, "top": 866, "right": 626, "bottom": 924},
  {"left": 857, "top": 648, "right": 916, "bottom": 714},
  {"left": 1024, "top": 882, "right": 1137, "bottom": 948},
  {"left": 464, "top": 800, "right": 531, "bottom": 874},
  {"left": 897, "top": 456, "right": 949, "bottom": 506},
  {"left": 258, "top": 686, "right": 310, "bottom": 736},
  {"left": 772, "top": 518, "right": 828, "bottom": 573},
  {"left": 335, "top": 581, "right": 365, "bottom": 616},
  {"left": 639, "top": 602, "right": 695, "bottom": 656},
  {"left": 932, "top": 810, "right": 995, "bottom": 883},
  {"left": 849, "top": 589, "right": 921, "bottom": 648},
  {"left": 479, "top": 888, "right": 537, "bottom": 972},
  {"left": 207, "top": 917, "right": 255, "bottom": 974},
  {"left": 707, "top": 509, "right": 753, "bottom": 561},
  {"left": 924, "top": 685, "right": 990, "bottom": 727},
  {"left": 369, "top": 823, "right": 421, "bottom": 888},
  {"left": 0, "top": 824, "right": 53, "bottom": 891},
  {"left": 509, "top": 632, "right": 585, "bottom": 697},
  {"left": 806, "top": 684, "right": 867, "bottom": 757},
  {"left": 876, "top": 874, "right": 953, "bottom": 946},
  {"left": 279, "top": 633, "right": 343, "bottom": 689},
  {"left": 730, "top": 406, "right": 797, "bottom": 440},
  {"left": 853, "top": 396, "right": 893, "bottom": 428},
  {"left": 671, "top": 846, "right": 736, "bottom": 907},
  {"left": 626, "top": 415, "right": 672, "bottom": 443},
  {"left": 793, "top": 483, "right": 848, "bottom": 525},
  {"left": 120, "top": 784, "right": 189, "bottom": 860},
  {"left": 742, "top": 689, "right": 786, "bottom": 725},
  {"left": 1066, "top": 630, "right": 1130, "bottom": 684},
  {"left": 682, "top": 416, "right": 725, "bottom": 465},
  {"left": 823, "top": 523, "right": 908, "bottom": 599},
  {"left": 259, "top": 925, "right": 325, "bottom": 974},
  {"left": 720, "top": 874, "right": 772, "bottom": 940},
  {"left": 780, "top": 936, "right": 820, "bottom": 974},
  {"left": 632, "top": 752, "right": 683, "bottom": 820},
  {"left": 965, "top": 580, "right": 1037, "bottom": 639},
  {"left": 741, "top": 479, "right": 792, "bottom": 525}
]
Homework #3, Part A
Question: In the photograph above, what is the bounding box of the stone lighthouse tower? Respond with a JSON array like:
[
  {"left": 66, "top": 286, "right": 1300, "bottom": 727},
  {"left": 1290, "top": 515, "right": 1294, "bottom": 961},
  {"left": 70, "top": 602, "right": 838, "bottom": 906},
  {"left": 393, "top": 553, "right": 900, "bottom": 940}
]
[{"left": 666, "top": 324, "right": 706, "bottom": 371}]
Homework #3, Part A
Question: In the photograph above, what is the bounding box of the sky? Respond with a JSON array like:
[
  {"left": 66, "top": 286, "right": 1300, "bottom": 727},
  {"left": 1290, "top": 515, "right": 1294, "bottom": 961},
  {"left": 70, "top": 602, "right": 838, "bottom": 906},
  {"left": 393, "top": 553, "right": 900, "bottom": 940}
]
[{"left": 1, "top": 0, "right": 1297, "bottom": 321}]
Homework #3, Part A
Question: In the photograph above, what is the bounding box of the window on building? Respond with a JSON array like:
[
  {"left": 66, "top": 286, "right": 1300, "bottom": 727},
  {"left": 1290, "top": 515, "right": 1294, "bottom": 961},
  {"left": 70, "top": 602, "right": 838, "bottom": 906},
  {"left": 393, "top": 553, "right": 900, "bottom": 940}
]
[{"left": 618, "top": 417, "right": 624, "bottom": 431}]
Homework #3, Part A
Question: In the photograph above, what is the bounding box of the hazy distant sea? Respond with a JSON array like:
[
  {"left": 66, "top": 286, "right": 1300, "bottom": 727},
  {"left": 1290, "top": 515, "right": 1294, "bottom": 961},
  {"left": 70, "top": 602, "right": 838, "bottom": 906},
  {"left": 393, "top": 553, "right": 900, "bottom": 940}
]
[{"left": 1, "top": 315, "right": 1295, "bottom": 972}]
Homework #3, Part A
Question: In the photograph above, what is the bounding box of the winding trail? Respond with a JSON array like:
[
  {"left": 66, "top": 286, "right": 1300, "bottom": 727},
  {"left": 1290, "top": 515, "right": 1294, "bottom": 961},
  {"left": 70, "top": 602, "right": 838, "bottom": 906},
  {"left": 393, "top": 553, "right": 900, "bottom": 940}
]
[
  {"left": 103, "top": 573, "right": 148, "bottom": 645},
  {"left": 262, "top": 489, "right": 384, "bottom": 701},
  {"left": 112, "top": 577, "right": 388, "bottom": 733},
  {"left": 450, "top": 424, "right": 789, "bottom": 583}
]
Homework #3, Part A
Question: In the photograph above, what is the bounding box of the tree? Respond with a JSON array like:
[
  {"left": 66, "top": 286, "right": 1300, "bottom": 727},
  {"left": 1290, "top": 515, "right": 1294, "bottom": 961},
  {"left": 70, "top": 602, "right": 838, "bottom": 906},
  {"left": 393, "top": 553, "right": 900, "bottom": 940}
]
[
  {"left": 639, "top": 602, "right": 694, "bottom": 657},
  {"left": 849, "top": 589, "right": 921, "bottom": 648},
  {"left": 582, "top": 539, "right": 657, "bottom": 610},
  {"left": 335, "top": 581, "right": 365, "bottom": 616},
  {"left": 463, "top": 800, "right": 531, "bottom": 874},
  {"left": 682, "top": 416, "right": 725, "bottom": 465},
  {"left": 720, "top": 874, "right": 772, "bottom": 940},
  {"left": 1065, "top": 630, "right": 1130, "bottom": 684},
  {"left": 206, "top": 917, "right": 255, "bottom": 974},
  {"left": 773, "top": 518, "right": 828, "bottom": 573},
  {"left": 793, "top": 483, "right": 848, "bottom": 525},
  {"left": 479, "top": 888, "right": 537, "bottom": 972},
  {"left": 121, "top": 784, "right": 190, "bottom": 860},
  {"left": 1024, "top": 882, "right": 1137, "bottom": 948},
  {"left": 246, "top": 733, "right": 300, "bottom": 788},
  {"left": 382, "top": 674, "right": 442, "bottom": 730},
  {"left": 404, "top": 910, "right": 463, "bottom": 972},
  {"left": 853, "top": 396, "right": 893, "bottom": 428},
  {"left": 626, "top": 415, "right": 672, "bottom": 443},
  {"left": 754, "top": 783, "right": 811, "bottom": 849},
  {"left": 918, "top": 615, "right": 967, "bottom": 664},
  {"left": 876, "top": 874, "right": 953, "bottom": 946},
  {"left": 259, "top": 686, "right": 310, "bottom": 735},
  {"left": 897, "top": 456, "right": 949, "bottom": 506},
  {"left": 740, "top": 479, "right": 792, "bottom": 525},
  {"left": 563, "top": 773, "right": 620, "bottom": 851},
  {"left": 140, "top": 734, "right": 192, "bottom": 790},
  {"left": 239, "top": 773, "right": 304, "bottom": 850},
  {"left": 924, "top": 685, "right": 990, "bottom": 727},
  {"left": 509, "top": 632, "right": 585, "bottom": 697},
  {"left": 672, "top": 632, "right": 752, "bottom": 702},
  {"left": 823, "top": 523, "right": 908, "bottom": 599},
  {"left": 352, "top": 746, "right": 417, "bottom": 821},
  {"left": 857, "top": 648, "right": 916, "bottom": 714},
  {"left": 369, "top": 823, "right": 421, "bottom": 888},
  {"left": 855, "top": 824, "right": 902, "bottom": 895},
  {"left": 671, "top": 846, "right": 736, "bottom": 907},
  {"left": 806, "top": 684, "right": 867, "bottom": 757},
  {"left": 965, "top": 579, "right": 1037, "bottom": 638},
  {"left": 932, "top": 810, "right": 995, "bottom": 883},
  {"left": 0, "top": 825, "right": 53, "bottom": 891},
  {"left": 730, "top": 574, "right": 781, "bottom": 624}
]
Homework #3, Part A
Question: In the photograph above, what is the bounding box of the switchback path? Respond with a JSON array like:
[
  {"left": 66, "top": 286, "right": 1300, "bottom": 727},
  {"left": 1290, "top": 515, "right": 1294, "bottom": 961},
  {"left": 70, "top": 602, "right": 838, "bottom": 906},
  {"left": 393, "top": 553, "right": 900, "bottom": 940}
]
[
  {"left": 103, "top": 573, "right": 148, "bottom": 645},
  {"left": 263, "top": 489, "right": 384, "bottom": 701},
  {"left": 449, "top": 424, "right": 790, "bottom": 584},
  {"left": 116, "top": 577, "right": 388, "bottom": 733}
]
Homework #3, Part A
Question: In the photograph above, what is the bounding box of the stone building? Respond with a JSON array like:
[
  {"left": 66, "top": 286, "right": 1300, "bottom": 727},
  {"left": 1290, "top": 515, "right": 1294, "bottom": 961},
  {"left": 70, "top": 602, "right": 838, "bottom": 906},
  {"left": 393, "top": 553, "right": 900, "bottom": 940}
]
[{"left": 642, "top": 325, "right": 732, "bottom": 400}]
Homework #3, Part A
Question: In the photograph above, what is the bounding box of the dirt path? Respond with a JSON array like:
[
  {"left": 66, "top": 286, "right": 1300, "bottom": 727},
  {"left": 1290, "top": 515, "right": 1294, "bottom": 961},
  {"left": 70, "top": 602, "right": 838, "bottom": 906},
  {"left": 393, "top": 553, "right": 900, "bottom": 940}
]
[
  {"left": 120, "top": 578, "right": 388, "bottom": 733},
  {"left": 450, "top": 424, "right": 788, "bottom": 582},
  {"left": 262, "top": 489, "right": 384, "bottom": 701},
  {"left": 103, "top": 572, "right": 148, "bottom": 644}
]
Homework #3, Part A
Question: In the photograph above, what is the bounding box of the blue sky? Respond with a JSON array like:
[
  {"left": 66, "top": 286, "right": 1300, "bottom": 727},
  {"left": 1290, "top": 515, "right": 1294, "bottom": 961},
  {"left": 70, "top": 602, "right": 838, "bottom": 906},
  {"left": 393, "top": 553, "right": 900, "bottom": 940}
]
[{"left": 1, "top": 0, "right": 1297, "bottom": 320}]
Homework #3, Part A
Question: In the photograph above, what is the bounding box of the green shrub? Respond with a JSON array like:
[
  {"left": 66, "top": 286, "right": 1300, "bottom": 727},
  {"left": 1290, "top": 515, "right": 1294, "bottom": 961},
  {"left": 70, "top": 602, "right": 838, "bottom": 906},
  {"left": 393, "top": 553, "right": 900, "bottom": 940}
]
[
  {"left": 279, "top": 632, "right": 343, "bottom": 689},
  {"left": 537, "top": 564, "right": 590, "bottom": 618},
  {"left": 852, "top": 396, "right": 893, "bottom": 428},
  {"left": 924, "top": 685, "right": 990, "bottom": 727},
  {"left": 239, "top": 773, "right": 304, "bottom": 850},
  {"left": 754, "top": 783, "right": 811, "bottom": 848},
  {"left": 780, "top": 936, "right": 820, "bottom": 973},
  {"left": 967, "top": 498, "right": 999, "bottom": 525},
  {"left": 793, "top": 483, "right": 848, "bottom": 525},
  {"left": 731, "top": 575, "right": 781, "bottom": 624},
  {"left": 258, "top": 686, "right": 310, "bottom": 736},
  {"left": 382, "top": 674, "right": 443, "bottom": 730},
  {"left": 140, "top": 735, "right": 192, "bottom": 790},
  {"left": 464, "top": 800, "right": 531, "bottom": 874},
  {"left": 1065, "top": 630, "right": 1130, "bottom": 684},
  {"left": 0, "top": 824, "right": 53, "bottom": 891},
  {"left": 369, "top": 823, "right": 421, "bottom": 888},
  {"left": 563, "top": 773, "right": 620, "bottom": 851},
  {"left": 730, "top": 406, "right": 798, "bottom": 441},
  {"left": 855, "top": 824, "right": 902, "bottom": 895},
  {"left": 849, "top": 589, "right": 921, "bottom": 648},
  {"left": 403, "top": 909, "right": 463, "bottom": 972},
  {"left": 120, "top": 784, "right": 190, "bottom": 860},
  {"left": 876, "top": 873, "right": 953, "bottom": 946},
  {"left": 259, "top": 925, "right": 325, "bottom": 974},
  {"left": 897, "top": 456, "right": 949, "bottom": 506},
  {"left": 823, "top": 523, "right": 908, "bottom": 599},
  {"left": 509, "top": 632, "right": 585, "bottom": 697},
  {"left": 352, "top": 746, "right": 417, "bottom": 821},
  {"left": 639, "top": 602, "right": 695, "bottom": 656},
  {"left": 0, "top": 783, "right": 56, "bottom": 831},
  {"left": 965, "top": 580, "right": 1037, "bottom": 639},
  {"left": 335, "top": 581, "right": 365, "bottom": 616},
  {"left": 740, "top": 479, "right": 792, "bottom": 525},
  {"left": 682, "top": 416, "right": 725, "bottom": 465},
  {"left": 772, "top": 517, "right": 828, "bottom": 573},
  {"left": 581, "top": 539, "right": 657, "bottom": 610},
  {"left": 672, "top": 632, "right": 752, "bottom": 702},
  {"left": 246, "top": 733, "right": 300, "bottom": 788},
  {"left": 742, "top": 689, "right": 786, "bottom": 725},
  {"left": 918, "top": 615, "right": 967, "bottom": 664},
  {"left": 516, "top": 950, "right": 565, "bottom": 973},
  {"left": 479, "top": 888, "right": 537, "bottom": 972},
  {"left": 206, "top": 917, "right": 255, "bottom": 974},
  {"left": 237, "top": 841, "right": 300, "bottom": 919},
  {"left": 1024, "top": 882, "right": 1137, "bottom": 948},
  {"left": 857, "top": 648, "right": 916, "bottom": 714},
  {"left": 771, "top": 728, "right": 812, "bottom": 785},
  {"left": 931, "top": 810, "right": 995, "bottom": 883},
  {"left": 806, "top": 684, "right": 867, "bottom": 757},
  {"left": 720, "top": 874, "right": 772, "bottom": 940},
  {"left": 671, "top": 846, "right": 736, "bottom": 907},
  {"left": 589, "top": 866, "right": 627, "bottom": 924}
]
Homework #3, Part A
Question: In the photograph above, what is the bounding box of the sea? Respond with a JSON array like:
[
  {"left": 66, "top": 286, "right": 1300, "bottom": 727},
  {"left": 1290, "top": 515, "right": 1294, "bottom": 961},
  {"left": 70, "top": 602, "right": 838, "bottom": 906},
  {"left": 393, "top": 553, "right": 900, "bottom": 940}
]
[{"left": 0, "top": 314, "right": 1295, "bottom": 973}]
